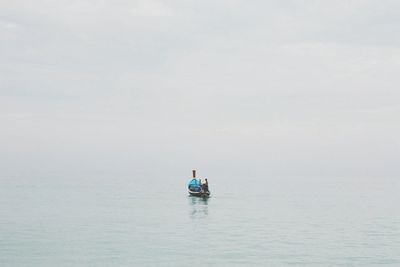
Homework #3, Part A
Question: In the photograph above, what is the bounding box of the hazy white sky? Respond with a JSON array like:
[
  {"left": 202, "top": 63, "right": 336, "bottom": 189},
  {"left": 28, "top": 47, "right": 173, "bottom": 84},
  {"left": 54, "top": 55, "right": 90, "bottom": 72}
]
[{"left": 1, "top": 0, "right": 400, "bottom": 178}]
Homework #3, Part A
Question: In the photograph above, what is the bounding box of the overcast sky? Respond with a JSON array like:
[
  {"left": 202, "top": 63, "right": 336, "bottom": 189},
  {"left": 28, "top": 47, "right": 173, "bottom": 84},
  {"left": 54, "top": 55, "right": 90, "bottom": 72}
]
[{"left": 1, "top": 0, "right": 400, "bottom": 178}]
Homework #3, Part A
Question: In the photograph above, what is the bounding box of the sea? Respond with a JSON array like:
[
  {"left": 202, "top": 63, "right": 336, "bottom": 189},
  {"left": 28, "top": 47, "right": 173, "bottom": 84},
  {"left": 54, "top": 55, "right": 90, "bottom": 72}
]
[{"left": 0, "top": 174, "right": 399, "bottom": 267}]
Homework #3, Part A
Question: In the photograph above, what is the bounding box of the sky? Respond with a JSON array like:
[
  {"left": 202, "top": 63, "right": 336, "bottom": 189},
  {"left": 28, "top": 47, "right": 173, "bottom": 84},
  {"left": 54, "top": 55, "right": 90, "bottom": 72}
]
[{"left": 1, "top": 0, "right": 400, "bottom": 178}]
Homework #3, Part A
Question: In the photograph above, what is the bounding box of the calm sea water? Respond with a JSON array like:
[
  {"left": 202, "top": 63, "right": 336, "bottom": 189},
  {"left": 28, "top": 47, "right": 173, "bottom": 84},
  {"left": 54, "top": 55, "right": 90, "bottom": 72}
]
[{"left": 1, "top": 174, "right": 399, "bottom": 266}]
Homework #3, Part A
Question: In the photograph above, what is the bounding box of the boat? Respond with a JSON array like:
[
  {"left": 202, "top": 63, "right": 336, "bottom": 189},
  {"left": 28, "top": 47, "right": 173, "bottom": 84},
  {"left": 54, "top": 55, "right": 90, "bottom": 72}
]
[{"left": 188, "top": 170, "right": 210, "bottom": 197}]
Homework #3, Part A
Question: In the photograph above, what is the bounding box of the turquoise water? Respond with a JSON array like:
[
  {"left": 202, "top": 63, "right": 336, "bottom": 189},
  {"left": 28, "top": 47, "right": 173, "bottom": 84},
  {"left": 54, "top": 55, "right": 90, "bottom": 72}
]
[{"left": 1, "top": 175, "right": 399, "bottom": 266}]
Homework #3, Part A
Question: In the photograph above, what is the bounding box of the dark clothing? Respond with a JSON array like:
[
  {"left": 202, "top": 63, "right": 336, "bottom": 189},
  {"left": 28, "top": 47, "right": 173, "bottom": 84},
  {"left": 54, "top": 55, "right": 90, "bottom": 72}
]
[{"left": 202, "top": 184, "right": 209, "bottom": 192}]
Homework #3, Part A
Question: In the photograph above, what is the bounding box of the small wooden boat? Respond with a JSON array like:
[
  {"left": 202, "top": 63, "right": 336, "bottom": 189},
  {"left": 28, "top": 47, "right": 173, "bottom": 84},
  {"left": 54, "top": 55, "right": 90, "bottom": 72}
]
[{"left": 188, "top": 170, "right": 210, "bottom": 197}]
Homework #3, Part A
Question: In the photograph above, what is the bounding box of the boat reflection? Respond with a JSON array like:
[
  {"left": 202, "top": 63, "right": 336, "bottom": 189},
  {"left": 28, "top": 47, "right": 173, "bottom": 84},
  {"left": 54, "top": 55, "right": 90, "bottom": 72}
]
[{"left": 188, "top": 196, "right": 209, "bottom": 218}]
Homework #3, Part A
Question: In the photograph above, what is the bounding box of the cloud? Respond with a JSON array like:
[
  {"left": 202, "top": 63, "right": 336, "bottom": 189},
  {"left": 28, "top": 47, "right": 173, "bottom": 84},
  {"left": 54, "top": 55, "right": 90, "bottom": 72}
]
[{"left": 0, "top": 0, "right": 400, "bottom": 177}]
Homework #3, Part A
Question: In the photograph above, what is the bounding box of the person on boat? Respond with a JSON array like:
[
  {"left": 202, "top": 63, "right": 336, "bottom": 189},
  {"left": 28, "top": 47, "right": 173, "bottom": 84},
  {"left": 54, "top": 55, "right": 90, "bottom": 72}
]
[{"left": 202, "top": 178, "right": 209, "bottom": 192}]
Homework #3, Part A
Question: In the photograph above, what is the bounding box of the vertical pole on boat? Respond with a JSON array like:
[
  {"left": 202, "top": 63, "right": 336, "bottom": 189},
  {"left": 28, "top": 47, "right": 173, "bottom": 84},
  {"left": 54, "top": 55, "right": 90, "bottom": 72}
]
[{"left": 192, "top": 170, "right": 196, "bottom": 178}]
